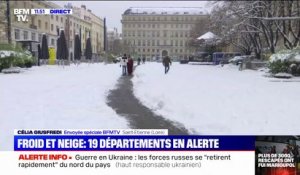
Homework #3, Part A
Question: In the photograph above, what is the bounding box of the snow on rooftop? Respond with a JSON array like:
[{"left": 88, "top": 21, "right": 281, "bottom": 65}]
[
  {"left": 197, "top": 32, "right": 220, "bottom": 40},
  {"left": 124, "top": 7, "right": 208, "bottom": 15}
]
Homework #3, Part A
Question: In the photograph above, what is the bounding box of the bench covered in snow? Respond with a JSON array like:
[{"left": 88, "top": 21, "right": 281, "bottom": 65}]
[{"left": 188, "top": 62, "right": 214, "bottom": 65}]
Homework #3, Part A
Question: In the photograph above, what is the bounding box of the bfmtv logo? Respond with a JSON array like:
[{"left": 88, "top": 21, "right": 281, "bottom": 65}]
[{"left": 14, "top": 9, "right": 29, "bottom": 22}]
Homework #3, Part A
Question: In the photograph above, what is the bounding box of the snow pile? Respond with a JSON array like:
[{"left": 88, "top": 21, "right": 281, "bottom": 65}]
[
  {"left": 0, "top": 50, "right": 31, "bottom": 58},
  {"left": 269, "top": 48, "right": 300, "bottom": 62},
  {"left": 0, "top": 51, "right": 14, "bottom": 58},
  {"left": 270, "top": 53, "right": 294, "bottom": 62},
  {"left": 188, "top": 62, "right": 214, "bottom": 65},
  {"left": 132, "top": 62, "right": 300, "bottom": 134},
  {"left": 1, "top": 67, "right": 21, "bottom": 74},
  {"left": 274, "top": 72, "right": 293, "bottom": 79},
  {"left": 0, "top": 63, "right": 128, "bottom": 150}
]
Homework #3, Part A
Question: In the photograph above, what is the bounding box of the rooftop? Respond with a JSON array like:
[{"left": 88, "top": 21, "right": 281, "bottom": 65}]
[{"left": 123, "top": 7, "right": 208, "bottom": 15}]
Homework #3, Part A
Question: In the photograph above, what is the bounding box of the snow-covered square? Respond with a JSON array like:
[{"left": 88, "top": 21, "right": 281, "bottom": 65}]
[
  {"left": 1, "top": 62, "right": 300, "bottom": 150},
  {"left": 132, "top": 62, "right": 300, "bottom": 135},
  {"left": 0, "top": 63, "right": 128, "bottom": 150}
]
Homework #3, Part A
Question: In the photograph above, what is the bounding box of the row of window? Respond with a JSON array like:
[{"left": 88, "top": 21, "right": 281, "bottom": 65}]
[
  {"left": 123, "top": 15, "right": 203, "bottom": 22},
  {"left": 124, "top": 39, "right": 189, "bottom": 47},
  {"left": 123, "top": 30, "right": 191, "bottom": 38},
  {"left": 14, "top": 29, "right": 56, "bottom": 46},
  {"left": 13, "top": 14, "right": 98, "bottom": 38},
  {"left": 15, "top": 29, "right": 36, "bottom": 41},
  {"left": 13, "top": 1, "right": 51, "bottom": 9},
  {"left": 134, "top": 48, "right": 190, "bottom": 54},
  {"left": 14, "top": 18, "right": 98, "bottom": 42},
  {"left": 50, "top": 15, "right": 65, "bottom": 23},
  {"left": 14, "top": 28, "right": 100, "bottom": 53},
  {"left": 136, "top": 55, "right": 190, "bottom": 60},
  {"left": 123, "top": 23, "right": 192, "bottom": 29},
  {"left": 50, "top": 16, "right": 83, "bottom": 30}
]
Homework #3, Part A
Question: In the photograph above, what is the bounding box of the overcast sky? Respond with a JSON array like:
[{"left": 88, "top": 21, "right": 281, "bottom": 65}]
[{"left": 55, "top": 1, "right": 214, "bottom": 32}]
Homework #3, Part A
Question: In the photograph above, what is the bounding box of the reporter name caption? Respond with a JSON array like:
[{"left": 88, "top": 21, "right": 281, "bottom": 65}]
[{"left": 12, "top": 129, "right": 255, "bottom": 175}]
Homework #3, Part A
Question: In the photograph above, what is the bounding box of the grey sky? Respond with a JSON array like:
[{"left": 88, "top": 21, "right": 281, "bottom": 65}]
[{"left": 55, "top": 1, "right": 213, "bottom": 32}]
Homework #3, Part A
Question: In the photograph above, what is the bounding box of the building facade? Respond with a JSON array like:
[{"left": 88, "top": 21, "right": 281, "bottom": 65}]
[
  {"left": 121, "top": 7, "right": 209, "bottom": 61},
  {"left": 2, "top": 1, "right": 104, "bottom": 61},
  {"left": 72, "top": 5, "right": 104, "bottom": 59}
]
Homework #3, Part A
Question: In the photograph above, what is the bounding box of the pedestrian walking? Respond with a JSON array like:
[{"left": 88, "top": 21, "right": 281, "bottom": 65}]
[
  {"left": 142, "top": 57, "right": 146, "bottom": 64},
  {"left": 163, "top": 55, "right": 172, "bottom": 74},
  {"left": 238, "top": 61, "right": 243, "bottom": 71},
  {"left": 120, "top": 54, "right": 128, "bottom": 75},
  {"left": 137, "top": 57, "right": 141, "bottom": 65},
  {"left": 127, "top": 56, "right": 134, "bottom": 75}
]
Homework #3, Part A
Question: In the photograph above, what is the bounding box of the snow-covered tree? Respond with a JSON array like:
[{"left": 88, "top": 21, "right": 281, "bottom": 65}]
[{"left": 210, "top": 1, "right": 300, "bottom": 58}]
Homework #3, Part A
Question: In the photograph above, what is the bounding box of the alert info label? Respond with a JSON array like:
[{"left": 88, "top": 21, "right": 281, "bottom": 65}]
[{"left": 1, "top": 151, "right": 254, "bottom": 175}]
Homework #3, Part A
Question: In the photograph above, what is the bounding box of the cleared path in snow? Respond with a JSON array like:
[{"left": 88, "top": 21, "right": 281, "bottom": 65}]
[{"left": 107, "top": 74, "right": 189, "bottom": 135}]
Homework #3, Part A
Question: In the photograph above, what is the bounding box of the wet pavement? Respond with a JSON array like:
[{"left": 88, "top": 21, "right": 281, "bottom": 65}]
[{"left": 106, "top": 71, "right": 189, "bottom": 135}]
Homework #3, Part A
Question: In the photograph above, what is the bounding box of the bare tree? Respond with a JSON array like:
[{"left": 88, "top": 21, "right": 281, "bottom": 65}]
[
  {"left": 111, "top": 39, "right": 123, "bottom": 55},
  {"left": 273, "top": 0, "right": 300, "bottom": 49},
  {"left": 210, "top": 2, "right": 256, "bottom": 55},
  {"left": 187, "top": 18, "right": 211, "bottom": 49}
]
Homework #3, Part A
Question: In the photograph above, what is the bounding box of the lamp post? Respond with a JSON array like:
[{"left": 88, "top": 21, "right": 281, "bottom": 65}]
[{"left": 6, "top": 0, "right": 11, "bottom": 44}]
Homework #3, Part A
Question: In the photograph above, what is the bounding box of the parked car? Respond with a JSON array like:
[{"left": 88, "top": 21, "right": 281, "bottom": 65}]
[
  {"left": 213, "top": 52, "right": 241, "bottom": 65},
  {"left": 229, "top": 55, "right": 254, "bottom": 65},
  {"left": 113, "top": 57, "right": 121, "bottom": 63},
  {"left": 180, "top": 59, "right": 189, "bottom": 64}
]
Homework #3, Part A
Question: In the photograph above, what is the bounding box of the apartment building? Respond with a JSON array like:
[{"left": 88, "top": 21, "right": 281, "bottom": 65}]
[{"left": 121, "top": 7, "right": 209, "bottom": 60}]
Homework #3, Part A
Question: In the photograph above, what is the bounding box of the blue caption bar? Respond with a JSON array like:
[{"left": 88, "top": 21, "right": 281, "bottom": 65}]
[{"left": 14, "top": 136, "right": 255, "bottom": 151}]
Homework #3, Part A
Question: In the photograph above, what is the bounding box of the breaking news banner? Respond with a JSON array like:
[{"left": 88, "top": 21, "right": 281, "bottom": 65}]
[
  {"left": 13, "top": 8, "right": 72, "bottom": 22},
  {"left": 4, "top": 129, "right": 256, "bottom": 175}
]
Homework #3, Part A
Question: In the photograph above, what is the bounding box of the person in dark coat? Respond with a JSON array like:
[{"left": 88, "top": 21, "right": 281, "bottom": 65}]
[
  {"left": 127, "top": 56, "right": 134, "bottom": 75},
  {"left": 137, "top": 57, "right": 141, "bottom": 65},
  {"left": 142, "top": 57, "right": 146, "bottom": 64},
  {"left": 163, "top": 55, "right": 172, "bottom": 74}
]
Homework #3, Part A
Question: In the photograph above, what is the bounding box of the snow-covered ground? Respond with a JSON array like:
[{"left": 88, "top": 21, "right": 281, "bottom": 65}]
[
  {"left": 132, "top": 62, "right": 300, "bottom": 135},
  {"left": 0, "top": 63, "right": 128, "bottom": 150}
]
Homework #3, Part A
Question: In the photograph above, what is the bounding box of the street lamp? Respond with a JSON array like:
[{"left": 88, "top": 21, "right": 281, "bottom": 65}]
[{"left": 6, "top": 0, "right": 11, "bottom": 44}]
